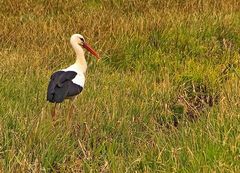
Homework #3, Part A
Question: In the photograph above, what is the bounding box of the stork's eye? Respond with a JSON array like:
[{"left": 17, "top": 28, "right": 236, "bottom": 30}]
[{"left": 80, "top": 37, "right": 84, "bottom": 42}]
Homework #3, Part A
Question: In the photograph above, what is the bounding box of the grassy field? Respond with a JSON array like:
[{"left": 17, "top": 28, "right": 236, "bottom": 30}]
[{"left": 1, "top": 0, "right": 240, "bottom": 172}]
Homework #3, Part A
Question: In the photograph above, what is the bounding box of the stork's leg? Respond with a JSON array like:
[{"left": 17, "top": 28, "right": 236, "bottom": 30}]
[{"left": 51, "top": 103, "right": 58, "bottom": 122}]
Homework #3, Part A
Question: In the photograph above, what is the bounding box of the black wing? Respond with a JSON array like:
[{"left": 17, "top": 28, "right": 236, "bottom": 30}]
[{"left": 47, "top": 71, "right": 83, "bottom": 103}]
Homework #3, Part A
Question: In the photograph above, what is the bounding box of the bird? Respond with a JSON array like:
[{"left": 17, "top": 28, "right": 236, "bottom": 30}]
[{"left": 47, "top": 34, "right": 99, "bottom": 122}]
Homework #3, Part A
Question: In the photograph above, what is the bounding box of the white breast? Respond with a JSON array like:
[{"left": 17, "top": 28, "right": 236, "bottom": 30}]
[
  {"left": 72, "top": 73, "right": 85, "bottom": 87},
  {"left": 61, "top": 65, "right": 86, "bottom": 87}
]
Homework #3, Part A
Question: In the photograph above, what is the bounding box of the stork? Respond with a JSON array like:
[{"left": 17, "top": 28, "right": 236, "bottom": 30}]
[{"left": 47, "top": 34, "right": 99, "bottom": 122}]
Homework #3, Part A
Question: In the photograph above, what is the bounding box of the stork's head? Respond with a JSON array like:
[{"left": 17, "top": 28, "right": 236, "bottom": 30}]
[{"left": 70, "top": 34, "right": 99, "bottom": 59}]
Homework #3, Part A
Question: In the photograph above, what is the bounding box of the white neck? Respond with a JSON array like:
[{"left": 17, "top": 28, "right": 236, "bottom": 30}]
[{"left": 71, "top": 41, "right": 87, "bottom": 73}]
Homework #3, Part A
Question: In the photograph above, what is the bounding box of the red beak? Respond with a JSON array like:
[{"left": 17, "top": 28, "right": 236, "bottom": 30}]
[{"left": 83, "top": 42, "right": 99, "bottom": 59}]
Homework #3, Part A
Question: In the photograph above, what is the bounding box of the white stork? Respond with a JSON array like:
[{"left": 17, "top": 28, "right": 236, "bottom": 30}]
[{"left": 47, "top": 34, "right": 99, "bottom": 122}]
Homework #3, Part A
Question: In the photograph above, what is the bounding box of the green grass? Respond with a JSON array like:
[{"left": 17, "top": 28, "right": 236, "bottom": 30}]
[{"left": 1, "top": 0, "right": 240, "bottom": 172}]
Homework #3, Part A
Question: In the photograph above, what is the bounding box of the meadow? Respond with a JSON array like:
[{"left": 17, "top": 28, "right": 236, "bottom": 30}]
[{"left": 0, "top": 0, "right": 240, "bottom": 172}]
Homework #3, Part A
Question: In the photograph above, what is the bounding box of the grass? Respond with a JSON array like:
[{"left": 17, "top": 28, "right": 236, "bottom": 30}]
[{"left": 0, "top": 0, "right": 240, "bottom": 172}]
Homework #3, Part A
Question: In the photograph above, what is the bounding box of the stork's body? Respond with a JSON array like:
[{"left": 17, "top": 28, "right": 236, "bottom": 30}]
[{"left": 47, "top": 34, "right": 99, "bottom": 121}]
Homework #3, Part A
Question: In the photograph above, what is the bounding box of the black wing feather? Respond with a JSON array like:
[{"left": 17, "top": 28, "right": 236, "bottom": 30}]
[{"left": 47, "top": 71, "right": 83, "bottom": 103}]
